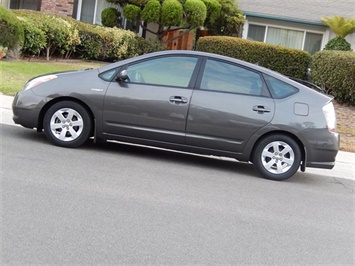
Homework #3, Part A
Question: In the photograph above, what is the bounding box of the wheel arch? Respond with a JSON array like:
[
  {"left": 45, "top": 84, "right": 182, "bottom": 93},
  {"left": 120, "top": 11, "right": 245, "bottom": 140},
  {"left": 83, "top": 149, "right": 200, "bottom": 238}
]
[
  {"left": 37, "top": 97, "right": 95, "bottom": 134},
  {"left": 249, "top": 130, "right": 306, "bottom": 167}
]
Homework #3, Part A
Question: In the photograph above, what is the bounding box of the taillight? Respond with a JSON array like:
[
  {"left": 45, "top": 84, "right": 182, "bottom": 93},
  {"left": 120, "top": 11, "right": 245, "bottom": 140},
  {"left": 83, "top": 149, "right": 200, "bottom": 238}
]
[{"left": 322, "top": 101, "right": 336, "bottom": 132}]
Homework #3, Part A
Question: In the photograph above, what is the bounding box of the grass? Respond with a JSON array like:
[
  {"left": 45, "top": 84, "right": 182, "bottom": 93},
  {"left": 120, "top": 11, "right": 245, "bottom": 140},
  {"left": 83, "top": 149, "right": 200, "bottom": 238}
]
[
  {"left": 1, "top": 59, "right": 354, "bottom": 153},
  {"left": 0, "top": 59, "right": 107, "bottom": 95}
]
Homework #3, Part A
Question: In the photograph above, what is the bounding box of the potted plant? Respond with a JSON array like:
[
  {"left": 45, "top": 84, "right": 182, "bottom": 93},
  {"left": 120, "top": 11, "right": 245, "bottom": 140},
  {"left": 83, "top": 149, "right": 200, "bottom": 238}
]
[{"left": 0, "top": 46, "right": 8, "bottom": 60}]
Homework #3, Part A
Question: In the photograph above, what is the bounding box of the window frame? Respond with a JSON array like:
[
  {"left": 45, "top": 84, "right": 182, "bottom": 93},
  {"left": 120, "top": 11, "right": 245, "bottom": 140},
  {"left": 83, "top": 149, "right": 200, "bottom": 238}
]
[
  {"left": 196, "top": 57, "right": 271, "bottom": 97},
  {"left": 9, "top": 0, "right": 41, "bottom": 11},
  {"left": 263, "top": 74, "right": 299, "bottom": 99},
  {"left": 119, "top": 55, "right": 203, "bottom": 89},
  {"left": 246, "top": 22, "right": 324, "bottom": 54}
]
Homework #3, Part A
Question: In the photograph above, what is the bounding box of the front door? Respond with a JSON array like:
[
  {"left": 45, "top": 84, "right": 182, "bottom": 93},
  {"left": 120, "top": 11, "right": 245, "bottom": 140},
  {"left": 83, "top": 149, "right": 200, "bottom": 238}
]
[{"left": 103, "top": 55, "right": 200, "bottom": 144}]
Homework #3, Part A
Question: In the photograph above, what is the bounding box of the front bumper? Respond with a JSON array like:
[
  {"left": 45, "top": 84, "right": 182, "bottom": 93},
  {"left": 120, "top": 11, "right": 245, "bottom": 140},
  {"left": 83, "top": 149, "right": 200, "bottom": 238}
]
[{"left": 12, "top": 90, "right": 45, "bottom": 129}]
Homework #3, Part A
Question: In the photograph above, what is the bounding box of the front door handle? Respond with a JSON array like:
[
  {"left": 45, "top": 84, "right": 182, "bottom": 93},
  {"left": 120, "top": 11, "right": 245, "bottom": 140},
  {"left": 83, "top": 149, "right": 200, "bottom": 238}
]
[
  {"left": 169, "top": 96, "right": 188, "bottom": 105},
  {"left": 253, "top": 105, "right": 271, "bottom": 113}
]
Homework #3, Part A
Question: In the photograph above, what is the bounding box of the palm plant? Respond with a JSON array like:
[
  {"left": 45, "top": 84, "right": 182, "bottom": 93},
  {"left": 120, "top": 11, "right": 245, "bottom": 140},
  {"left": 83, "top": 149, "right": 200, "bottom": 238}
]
[
  {"left": 321, "top": 15, "right": 355, "bottom": 38},
  {"left": 321, "top": 16, "right": 355, "bottom": 51}
]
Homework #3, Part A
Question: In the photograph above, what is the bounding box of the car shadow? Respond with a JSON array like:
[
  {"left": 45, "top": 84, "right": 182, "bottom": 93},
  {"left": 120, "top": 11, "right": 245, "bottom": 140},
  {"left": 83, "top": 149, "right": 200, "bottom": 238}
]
[
  {"left": 83, "top": 139, "right": 260, "bottom": 179},
  {"left": 6, "top": 124, "right": 350, "bottom": 186},
  {"left": 4, "top": 125, "right": 257, "bottom": 178}
]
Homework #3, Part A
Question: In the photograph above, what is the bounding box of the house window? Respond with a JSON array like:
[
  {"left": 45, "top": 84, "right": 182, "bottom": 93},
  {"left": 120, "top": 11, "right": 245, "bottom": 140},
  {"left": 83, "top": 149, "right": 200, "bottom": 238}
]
[
  {"left": 247, "top": 25, "right": 265, "bottom": 42},
  {"left": 77, "top": 0, "right": 123, "bottom": 26},
  {"left": 79, "top": 0, "right": 97, "bottom": 23},
  {"left": 266, "top": 27, "right": 304, "bottom": 49},
  {"left": 247, "top": 24, "right": 323, "bottom": 54},
  {"left": 304, "top": 32, "right": 323, "bottom": 55},
  {"left": 10, "top": 0, "right": 41, "bottom": 10}
]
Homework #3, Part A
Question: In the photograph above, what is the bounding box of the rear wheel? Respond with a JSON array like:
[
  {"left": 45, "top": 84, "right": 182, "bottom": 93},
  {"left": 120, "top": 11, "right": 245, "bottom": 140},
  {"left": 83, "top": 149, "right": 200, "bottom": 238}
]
[
  {"left": 43, "top": 101, "right": 92, "bottom": 148},
  {"left": 252, "top": 134, "right": 301, "bottom": 181}
]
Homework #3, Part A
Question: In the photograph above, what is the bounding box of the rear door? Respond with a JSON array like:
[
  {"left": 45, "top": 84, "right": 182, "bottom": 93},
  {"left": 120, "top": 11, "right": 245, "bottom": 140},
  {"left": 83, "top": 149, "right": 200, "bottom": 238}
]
[
  {"left": 102, "top": 55, "right": 200, "bottom": 144},
  {"left": 186, "top": 58, "right": 275, "bottom": 153}
]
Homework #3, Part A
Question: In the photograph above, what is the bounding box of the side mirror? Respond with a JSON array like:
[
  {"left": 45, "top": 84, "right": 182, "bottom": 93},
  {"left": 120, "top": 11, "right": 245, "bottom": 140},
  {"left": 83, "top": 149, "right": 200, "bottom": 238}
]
[{"left": 117, "top": 70, "right": 129, "bottom": 82}]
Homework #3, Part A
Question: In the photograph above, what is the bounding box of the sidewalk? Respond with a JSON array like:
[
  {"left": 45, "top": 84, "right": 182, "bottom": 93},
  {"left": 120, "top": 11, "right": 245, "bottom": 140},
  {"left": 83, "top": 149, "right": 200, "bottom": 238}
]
[{"left": 1, "top": 93, "right": 354, "bottom": 180}]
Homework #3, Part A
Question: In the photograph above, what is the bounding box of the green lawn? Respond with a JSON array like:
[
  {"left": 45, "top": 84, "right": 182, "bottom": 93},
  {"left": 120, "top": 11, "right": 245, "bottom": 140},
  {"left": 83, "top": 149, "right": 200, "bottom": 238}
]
[{"left": 0, "top": 60, "right": 107, "bottom": 96}]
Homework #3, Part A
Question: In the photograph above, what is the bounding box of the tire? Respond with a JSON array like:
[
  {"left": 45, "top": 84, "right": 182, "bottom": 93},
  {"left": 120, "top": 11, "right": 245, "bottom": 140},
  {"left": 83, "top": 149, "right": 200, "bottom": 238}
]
[
  {"left": 43, "top": 101, "right": 92, "bottom": 148},
  {"left": 252, "top": 134, "right": 301, "bottom": 181}
]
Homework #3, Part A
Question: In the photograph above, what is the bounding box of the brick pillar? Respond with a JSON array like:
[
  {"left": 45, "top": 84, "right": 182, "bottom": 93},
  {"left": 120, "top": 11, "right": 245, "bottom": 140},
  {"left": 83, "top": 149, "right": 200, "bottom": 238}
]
[{"left": 41, "top": 0, "right": 75, "bottom": 17}]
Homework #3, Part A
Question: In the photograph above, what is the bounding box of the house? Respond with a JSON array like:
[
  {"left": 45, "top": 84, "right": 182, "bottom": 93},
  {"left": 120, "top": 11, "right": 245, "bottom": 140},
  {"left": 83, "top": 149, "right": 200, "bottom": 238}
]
[
  {"left": 0, "top": 0, "right": 136, "bottom": 32},
  {"left": 2, "top": 0, "right": 354, "bottom": 53},
  {"left": 238, "top": 0, "right": 355, "bottom": 54}
]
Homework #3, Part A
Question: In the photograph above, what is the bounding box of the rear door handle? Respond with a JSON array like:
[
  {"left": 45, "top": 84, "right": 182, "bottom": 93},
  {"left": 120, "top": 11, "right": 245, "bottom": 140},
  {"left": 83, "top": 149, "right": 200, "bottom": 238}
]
[
  {"left": 253, "top": 105, "right": 271, "bottom": 113},
  {"left": 169, "top": 96, "right": 188, "bottom": 105}
]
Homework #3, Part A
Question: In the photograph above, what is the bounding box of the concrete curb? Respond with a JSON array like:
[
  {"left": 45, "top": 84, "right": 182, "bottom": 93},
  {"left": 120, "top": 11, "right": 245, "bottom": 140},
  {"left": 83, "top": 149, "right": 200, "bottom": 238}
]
[{"left": 1, "top": 94, "right": 354, "bottom": 180}]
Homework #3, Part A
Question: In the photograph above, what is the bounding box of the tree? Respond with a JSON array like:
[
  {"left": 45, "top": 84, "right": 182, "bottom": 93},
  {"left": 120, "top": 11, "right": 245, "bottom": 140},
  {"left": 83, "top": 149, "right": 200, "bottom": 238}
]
[
  {"left": 119, "top": 0, "right": 220, "bottom": 44},
  {"left": 206, "top": 0, "right": 244, "bottom": 36},
  {"left": 322, "top": 15, "right": 355, "bottom": 51},
  {"left": 101, "top": 7, "right": 122, "bottom": 28}
]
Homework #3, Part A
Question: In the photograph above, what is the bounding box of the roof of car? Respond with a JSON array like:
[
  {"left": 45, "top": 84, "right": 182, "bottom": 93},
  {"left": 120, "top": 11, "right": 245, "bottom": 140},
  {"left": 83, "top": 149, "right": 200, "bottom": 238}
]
[{"left": 98, "top": 50, "right": 282, "bottom": 78}]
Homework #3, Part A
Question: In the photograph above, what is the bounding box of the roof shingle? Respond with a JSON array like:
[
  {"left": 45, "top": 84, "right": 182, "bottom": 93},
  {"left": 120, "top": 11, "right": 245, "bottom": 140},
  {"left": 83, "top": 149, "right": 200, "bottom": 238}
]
[{"left": 238, "top": 0, "right": 355, "bottom": 23}]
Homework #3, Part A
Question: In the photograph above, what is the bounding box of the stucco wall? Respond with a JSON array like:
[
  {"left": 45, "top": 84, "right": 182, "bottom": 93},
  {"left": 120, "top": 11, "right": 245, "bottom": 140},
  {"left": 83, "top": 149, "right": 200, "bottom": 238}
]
[{"left": 0, "top": 0, "right": 10, "bottom": 8}]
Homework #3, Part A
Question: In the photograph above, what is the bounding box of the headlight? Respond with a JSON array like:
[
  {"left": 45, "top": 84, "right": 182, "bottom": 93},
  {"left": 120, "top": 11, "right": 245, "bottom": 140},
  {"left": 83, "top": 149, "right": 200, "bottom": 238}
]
[{"left": 24, "top": 75, "right": 58, "bottom": 91}]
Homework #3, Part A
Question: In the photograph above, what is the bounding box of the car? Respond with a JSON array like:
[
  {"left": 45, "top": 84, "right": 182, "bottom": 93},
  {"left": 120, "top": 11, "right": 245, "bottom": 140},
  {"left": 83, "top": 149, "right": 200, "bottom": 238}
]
[{"left": 12, "top": 50, "right": 339, "bottom": 181}]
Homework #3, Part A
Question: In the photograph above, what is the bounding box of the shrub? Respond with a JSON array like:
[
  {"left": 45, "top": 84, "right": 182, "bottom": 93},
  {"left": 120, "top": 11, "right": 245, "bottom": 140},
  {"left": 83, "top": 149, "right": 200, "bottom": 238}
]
[
  {"left": 196, "top": 36, "right": 311, "bottom": 79},
  {"left": 141, "top": 0, "right": 162, "bottom": 24},
  {"left": 201, "top": 0, "right": 221, "bottom": 25},
  {"left": 123, "top": 4, "right": 141, "bottom": 21},
  {"left": 13, "top": 10, "right": 80, "bottom": 59},
  {"left": 324, "top": 36, "right": 352, "bottom": 51},
  {"left": 70, "top": 20, "right": 103, "bottom": 60},
  {"left": 12, "top": 10, "right": 137, "bottom": 61},
  {"left": 160, "top": 0, "right": 183, "bottom": 26},
  {"left": 99, "top": 26, "right": 138, "bottom": 61},
  {"left": 184, "top": 0, "right": 207, "bottom": 27},
  {"left": 101, "top": 7, "right": 121, "bottom": 28},
  {"left": 311, "top": 50, "right": 355, "bottom": 104},
  {"left": 16, "top": 16, "right": 46, "bottom": 55},
  {"left": 62, "top": 19, "right": 138, "bottom": 61},
  {"left": 0, "top": 6, "right": 24, "bottom": 49},
  {"left": 136, "top": 36, "right": 167, "bottom": 55}
]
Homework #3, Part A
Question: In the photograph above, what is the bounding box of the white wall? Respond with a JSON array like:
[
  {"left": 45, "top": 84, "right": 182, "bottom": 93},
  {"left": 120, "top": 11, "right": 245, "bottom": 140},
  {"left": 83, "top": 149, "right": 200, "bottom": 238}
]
[
  {"left": 0, "top": 0, "right": 10, "bottom": 8},
  {"left": 346, "top": 34, "right": 355, "bottom": 51}
]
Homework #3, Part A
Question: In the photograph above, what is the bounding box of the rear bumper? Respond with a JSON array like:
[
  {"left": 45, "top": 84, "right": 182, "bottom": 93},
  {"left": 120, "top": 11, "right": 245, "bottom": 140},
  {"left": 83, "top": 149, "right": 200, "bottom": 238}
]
[
  {"left": 306, "top": 159, "right": 336, "bottom": 169},
  {"left": 304, "top": 131, "right": 339, "bottom": 170}
]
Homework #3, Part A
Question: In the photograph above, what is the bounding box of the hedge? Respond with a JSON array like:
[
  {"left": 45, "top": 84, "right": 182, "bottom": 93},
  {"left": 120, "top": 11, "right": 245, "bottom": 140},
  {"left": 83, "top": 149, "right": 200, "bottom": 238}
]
[
  {"left": 196, "top": 36, "right": 311, "bottom": 80},
  {"left": 0, "top": 5, "right": 24, "bottom": 49},
  {"left": 14, "top": 10, "right": 80, "bottom": 59},
  {"left": 17, "top": 16, "right": 46, "bottom": 55},
  {"left": 12, "top": 9, "right": 137, "bottom": 61},
  {"left": 311, "top": 51, "right": 355, "bottom": 104}
]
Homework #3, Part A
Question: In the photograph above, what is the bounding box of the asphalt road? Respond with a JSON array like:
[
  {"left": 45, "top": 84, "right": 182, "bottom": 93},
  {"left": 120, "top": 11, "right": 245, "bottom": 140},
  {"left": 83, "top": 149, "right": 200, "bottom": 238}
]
[{"left": 1, "top": 118, "right": 354, "bottom": 264}]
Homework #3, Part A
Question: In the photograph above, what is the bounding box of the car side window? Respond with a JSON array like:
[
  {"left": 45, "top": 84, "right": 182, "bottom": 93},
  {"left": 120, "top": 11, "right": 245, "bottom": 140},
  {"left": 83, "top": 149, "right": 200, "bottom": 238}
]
[
  {"left": 200, "top": 59, "right": 265, "bottom": 96},
  {"left": 99, "top": 69, "right": 118, "bottom": 81},
  {"left": 125, "top": 56, "right": 198, "bottom": 87},
  {"left": 264, "top": 74, "right": 299, "bottom": 99}
]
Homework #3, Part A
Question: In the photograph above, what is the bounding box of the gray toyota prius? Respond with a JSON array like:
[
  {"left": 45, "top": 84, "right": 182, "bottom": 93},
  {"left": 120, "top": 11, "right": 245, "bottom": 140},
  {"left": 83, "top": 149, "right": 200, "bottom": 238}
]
[{"left": 12, "top": 50, "right": 339, "bottom": 181}]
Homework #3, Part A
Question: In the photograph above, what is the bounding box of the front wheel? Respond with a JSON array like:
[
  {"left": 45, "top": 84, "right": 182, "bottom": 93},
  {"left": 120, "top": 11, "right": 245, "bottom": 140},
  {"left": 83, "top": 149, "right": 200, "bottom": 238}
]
[
  {"left": 252, "top": 135, "right": 302, "bottom": 181},
  {"left": 43, "top": 101, "right": 92, "bottom": 148}
]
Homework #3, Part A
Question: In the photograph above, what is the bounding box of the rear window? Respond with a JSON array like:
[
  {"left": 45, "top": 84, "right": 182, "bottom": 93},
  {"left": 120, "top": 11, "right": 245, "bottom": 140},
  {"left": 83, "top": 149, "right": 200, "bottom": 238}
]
[{"left": 264, "top": 74, "right": 299, "bottom": 99}]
